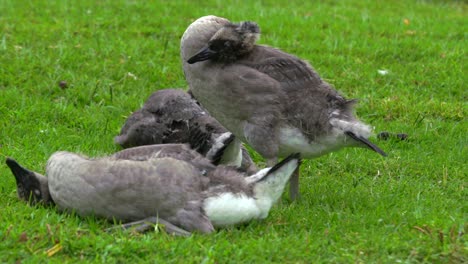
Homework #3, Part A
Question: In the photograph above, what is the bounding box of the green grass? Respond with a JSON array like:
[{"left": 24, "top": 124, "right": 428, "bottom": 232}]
[{"left": 0, "top": 0, "right": 466, "bottom": 262}]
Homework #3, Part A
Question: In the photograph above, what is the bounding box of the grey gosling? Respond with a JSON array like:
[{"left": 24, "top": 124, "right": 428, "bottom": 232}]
[
  {"left": 115, "top": 88, "right": 257, "bottom": 173},
  {"left": 5, "top": 144, "right": 300, "bottom": 236},
  {"left": 181, "top": 16, "right": 387, "bottom": 200}
]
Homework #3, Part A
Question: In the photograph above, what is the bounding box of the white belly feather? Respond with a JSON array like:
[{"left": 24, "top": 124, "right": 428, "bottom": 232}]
[{"left": 203, "top": 193, "right": 265, "bottom": 227}]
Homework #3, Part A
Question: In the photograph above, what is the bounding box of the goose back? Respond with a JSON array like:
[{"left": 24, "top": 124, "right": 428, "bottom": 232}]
[{"left": 46, "top": 152, "right": 208, "bottom": 222}]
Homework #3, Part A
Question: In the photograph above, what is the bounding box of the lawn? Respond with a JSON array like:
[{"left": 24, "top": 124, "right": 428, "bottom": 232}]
[{"left": 0, "top": 0, "right": 466, "bottom": 262}]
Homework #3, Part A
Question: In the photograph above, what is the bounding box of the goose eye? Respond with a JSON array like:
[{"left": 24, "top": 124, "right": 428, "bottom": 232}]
[
  {"left": 211, "top": 44, "right": 221, "bottom": 50},
  {"left": 210, "top": 40, "right": 227, "bottom": 51}
]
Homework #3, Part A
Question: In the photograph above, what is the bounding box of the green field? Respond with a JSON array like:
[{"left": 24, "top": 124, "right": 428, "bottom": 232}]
[{"left": 0, "top": 0, "right": 466, "bottom": 263}]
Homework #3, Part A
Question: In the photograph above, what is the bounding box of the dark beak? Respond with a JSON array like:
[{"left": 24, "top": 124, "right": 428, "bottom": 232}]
[
  {"left": 345, "top": 131, "right": 387, "bottom": 157},
  {"left": 187, "top": 46, "right": 217, "bottom": 64}
]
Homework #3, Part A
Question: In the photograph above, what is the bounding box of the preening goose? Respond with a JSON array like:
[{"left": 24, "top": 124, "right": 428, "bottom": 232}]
[{"left": 115, "top": 89, "right": 257, "bottom": 173}]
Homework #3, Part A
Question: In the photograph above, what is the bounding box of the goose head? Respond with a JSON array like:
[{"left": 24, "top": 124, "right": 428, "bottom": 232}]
[
  {"left": 181, "top": 15, "right": 229, "bottom": 62},
  {"left": 5, "top": 158, "right": 53, "bottom": 205},
  {"left": 182, "top": 16, "right": 260, "bottom": 64}
]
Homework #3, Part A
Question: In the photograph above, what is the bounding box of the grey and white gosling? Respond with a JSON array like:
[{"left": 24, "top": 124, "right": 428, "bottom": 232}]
[
  {"left": 115, "top": 88, "right": 257, "bottom": 173},
  {"left": 181, "top": 16, "right": 386, "bottom": 200},
  {"left": 5, "top": 145, "right": 300, "bottom": 236}
]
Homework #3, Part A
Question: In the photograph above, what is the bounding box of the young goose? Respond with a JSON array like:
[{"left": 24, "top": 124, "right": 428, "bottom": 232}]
[
  {"left": 115, "top": 89, "right": 257, "bottom": 173},
  {"left": 5, "top": 145, "right": 300, "bottom": 236},
  {"left": 181, "top": 16, "right": 386, "bottom": 200}
]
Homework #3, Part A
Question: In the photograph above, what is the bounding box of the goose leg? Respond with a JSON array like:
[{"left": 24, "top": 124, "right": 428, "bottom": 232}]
[
  {"left": 289, "top": 166, "right": 300, "bottom": 201},
  {"left": 267, "top": 157, "right": 298, "bottom": 201},
  {"left": 268, "top": 157, "right": 300, "bottom": 201},
  {"left": 107, "top": 217, "right": 191, "bottom": 236}
]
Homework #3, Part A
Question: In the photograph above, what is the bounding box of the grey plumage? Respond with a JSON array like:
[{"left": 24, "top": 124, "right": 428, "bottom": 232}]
[
  {"left": 115, "top": 89, "right": 201, "bottom": 148},
  {"left": 181, "top": 16, "right": 386, "bottom": 199},
  {"left": 5, "top": 145, "right": 300, "bottom": 235},
  {"left": 115, "top": 89, "right": 257, "bottom": 173},
  {"left": 111, "top": 144, "right": 217, "bottom": 175}
]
